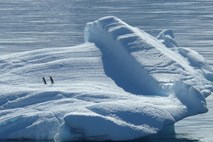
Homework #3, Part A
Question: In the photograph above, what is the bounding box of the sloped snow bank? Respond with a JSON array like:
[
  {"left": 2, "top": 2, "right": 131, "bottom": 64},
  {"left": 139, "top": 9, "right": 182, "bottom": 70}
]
[{"left": 0, "top": 16, "right": 212, "bottom": 141}]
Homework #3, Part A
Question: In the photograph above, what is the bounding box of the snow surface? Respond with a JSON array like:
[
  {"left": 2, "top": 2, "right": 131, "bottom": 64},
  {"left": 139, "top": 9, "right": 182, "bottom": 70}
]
[{"left": 0, "top": 16, "right": 212, "bottom": 141}]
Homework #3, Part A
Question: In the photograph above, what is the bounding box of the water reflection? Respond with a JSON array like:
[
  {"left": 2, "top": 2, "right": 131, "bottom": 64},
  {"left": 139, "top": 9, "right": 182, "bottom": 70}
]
[
  {"left": 1, "top": 135, "right": 200, "bottom": 142},
  {"left": 134, "top": 132, "right": 200, "bottom": 142},
  {"left": 0, "top": 125, "right": 204, "bottom": 142},
  {"left": 0, "top": 126, "right": 201, "bottom": 142}
]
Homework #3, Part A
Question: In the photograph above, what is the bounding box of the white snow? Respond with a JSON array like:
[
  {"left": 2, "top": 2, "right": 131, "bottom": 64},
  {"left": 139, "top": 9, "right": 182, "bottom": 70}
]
[
  {"left": 157, "top": 29, "right": 178, "bottom": 48},
  {"left": 0, "top": 16, "right": 212, "bottom": 141}
]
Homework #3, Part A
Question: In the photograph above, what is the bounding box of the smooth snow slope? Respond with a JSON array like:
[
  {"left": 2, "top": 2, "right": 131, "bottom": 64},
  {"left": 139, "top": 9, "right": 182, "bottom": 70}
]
[{"left": 0, "top": 16, "right": 212, "bottom": 141}]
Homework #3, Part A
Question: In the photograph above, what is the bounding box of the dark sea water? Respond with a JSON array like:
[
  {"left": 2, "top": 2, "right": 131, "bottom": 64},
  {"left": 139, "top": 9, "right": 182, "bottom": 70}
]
[{"left": 0, "top": 0, "right": 213, "bottom": 141}]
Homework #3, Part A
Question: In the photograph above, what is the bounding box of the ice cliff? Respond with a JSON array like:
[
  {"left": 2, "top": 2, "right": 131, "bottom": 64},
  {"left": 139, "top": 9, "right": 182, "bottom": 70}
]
[{"left": 0, "top": 16, "right": 212, "bottom": 141}]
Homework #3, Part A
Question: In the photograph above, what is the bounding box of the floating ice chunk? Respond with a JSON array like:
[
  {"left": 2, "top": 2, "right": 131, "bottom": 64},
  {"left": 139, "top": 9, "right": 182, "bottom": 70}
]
[
  {"left": 178, "top": 47, "right": 213, "bottom": 82},
  {"left": 157, "top": 29, "right": 178, "bottom": 48},
  {"left": 179, "top": 47, "right": 208, "bottom": 68},
  {"left": 0, "top": 16, "right": 212, "bottom": 141}
]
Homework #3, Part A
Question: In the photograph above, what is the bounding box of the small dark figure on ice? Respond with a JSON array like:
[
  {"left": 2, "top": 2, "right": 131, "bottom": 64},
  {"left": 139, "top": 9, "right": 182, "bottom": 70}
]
[
  {"left": 42, "top": 77, "right": 47, "bottom": 84},
  {"left": 42, "top": 76, "right": 54, "bottom": 84},
  {"left": 50, "top": 76, "right": 54, "bottom": 84}
]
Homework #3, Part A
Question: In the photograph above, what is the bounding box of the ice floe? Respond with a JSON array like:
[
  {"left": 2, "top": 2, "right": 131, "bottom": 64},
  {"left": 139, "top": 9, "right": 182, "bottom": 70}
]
[{"left": 0, "top": 16, "right": 212, "bottom": 141}]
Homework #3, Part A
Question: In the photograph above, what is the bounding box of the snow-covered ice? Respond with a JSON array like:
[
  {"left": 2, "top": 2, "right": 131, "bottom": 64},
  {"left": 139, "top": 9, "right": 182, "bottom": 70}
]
[{"left": 0, "top": 16, "right": 212, "bottom": 141}]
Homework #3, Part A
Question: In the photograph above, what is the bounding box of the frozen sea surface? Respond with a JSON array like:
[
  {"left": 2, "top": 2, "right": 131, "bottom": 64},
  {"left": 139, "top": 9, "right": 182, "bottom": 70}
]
[{"left": 0, "top": 0, "right": 213, "bottom": 142}]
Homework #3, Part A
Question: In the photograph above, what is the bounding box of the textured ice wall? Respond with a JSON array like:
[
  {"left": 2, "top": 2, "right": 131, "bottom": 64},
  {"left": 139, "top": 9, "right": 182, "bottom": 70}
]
[{"left": 85, "top": 16, "right": 212, "bottom": 107}]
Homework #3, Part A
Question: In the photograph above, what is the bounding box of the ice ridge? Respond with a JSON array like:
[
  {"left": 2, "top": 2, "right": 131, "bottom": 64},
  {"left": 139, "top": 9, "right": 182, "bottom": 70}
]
[{"left": 85, "top": 16, "right": 212, "bottom": 99}]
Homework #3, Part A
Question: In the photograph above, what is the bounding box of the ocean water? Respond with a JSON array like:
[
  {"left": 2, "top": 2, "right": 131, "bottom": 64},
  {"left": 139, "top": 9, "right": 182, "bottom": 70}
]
[{"left": 0, "top": 0, "right": 213, "bottom": 141}]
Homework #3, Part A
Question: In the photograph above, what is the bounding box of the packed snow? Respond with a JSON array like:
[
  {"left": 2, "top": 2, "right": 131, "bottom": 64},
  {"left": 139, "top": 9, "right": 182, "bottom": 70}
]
[{"left": 0, "top": 16, "right": 212, "bottom": 141}]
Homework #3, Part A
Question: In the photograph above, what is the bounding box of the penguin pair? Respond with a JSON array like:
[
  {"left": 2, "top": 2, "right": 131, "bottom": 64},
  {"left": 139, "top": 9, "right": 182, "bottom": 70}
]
[{"left": 42, "top": 76, "right": 54, "bottom": 84}]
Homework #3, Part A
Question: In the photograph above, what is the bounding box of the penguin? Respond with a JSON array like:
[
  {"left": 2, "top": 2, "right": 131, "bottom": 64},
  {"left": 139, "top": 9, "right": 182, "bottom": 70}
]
[
  {"left": 42, "top": 77, "right": 47, "bottom": 84},
  {"left": 50, "top": 76, "right": 54, "bottom": 84}
]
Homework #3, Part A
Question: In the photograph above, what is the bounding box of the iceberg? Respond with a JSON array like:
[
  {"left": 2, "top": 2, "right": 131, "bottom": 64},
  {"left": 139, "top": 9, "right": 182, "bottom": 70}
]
[{"left": 0, "top": 16, "right": 212, "bottom": 141}]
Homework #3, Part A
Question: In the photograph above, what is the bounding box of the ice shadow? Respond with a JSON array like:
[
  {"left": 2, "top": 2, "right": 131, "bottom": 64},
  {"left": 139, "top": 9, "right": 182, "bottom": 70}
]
[{"left": 1, "top": 125, "right": 200, "bottom": 142}]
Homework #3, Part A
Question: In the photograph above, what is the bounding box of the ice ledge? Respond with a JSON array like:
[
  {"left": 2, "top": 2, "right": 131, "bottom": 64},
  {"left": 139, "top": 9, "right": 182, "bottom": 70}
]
[{"left": 84, "top": 16, "right": 212, "bottom": 98}]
